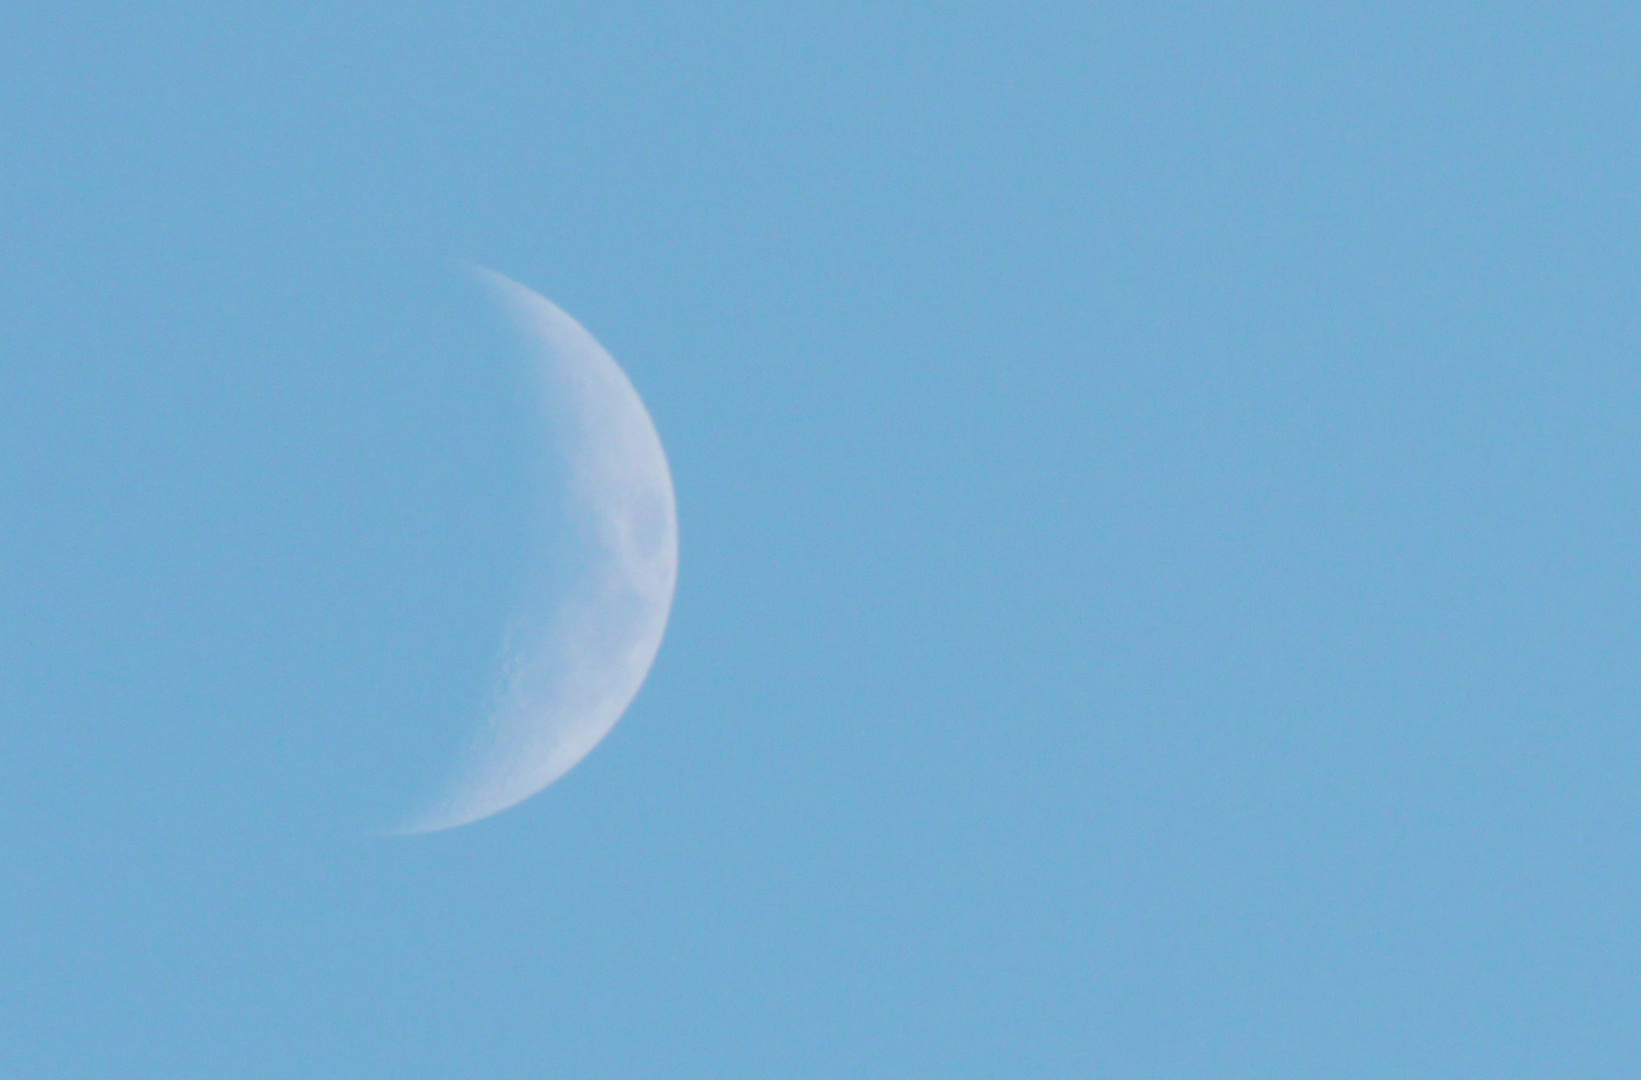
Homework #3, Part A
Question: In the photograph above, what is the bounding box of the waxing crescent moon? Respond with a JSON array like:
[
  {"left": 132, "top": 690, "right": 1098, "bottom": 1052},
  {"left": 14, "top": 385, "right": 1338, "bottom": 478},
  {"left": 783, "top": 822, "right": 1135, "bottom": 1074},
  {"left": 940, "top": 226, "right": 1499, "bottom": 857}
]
[{"left": 399, "top": 268, "right": 678, "bottom": 833}]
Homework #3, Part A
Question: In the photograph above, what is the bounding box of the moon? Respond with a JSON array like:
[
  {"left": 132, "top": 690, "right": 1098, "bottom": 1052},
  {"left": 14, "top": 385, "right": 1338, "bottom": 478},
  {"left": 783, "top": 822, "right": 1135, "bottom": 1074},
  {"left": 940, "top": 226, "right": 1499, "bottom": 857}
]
[{"left": 398, "top": 268, "right": 678, "bottom": 833}]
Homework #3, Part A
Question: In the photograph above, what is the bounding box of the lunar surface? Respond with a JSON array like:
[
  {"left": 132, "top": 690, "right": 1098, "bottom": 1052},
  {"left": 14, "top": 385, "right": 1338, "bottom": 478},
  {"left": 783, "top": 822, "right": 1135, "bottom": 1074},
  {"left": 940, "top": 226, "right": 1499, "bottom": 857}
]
[{"left": 398, "top": 269, "right": 678, "bottom": 833}]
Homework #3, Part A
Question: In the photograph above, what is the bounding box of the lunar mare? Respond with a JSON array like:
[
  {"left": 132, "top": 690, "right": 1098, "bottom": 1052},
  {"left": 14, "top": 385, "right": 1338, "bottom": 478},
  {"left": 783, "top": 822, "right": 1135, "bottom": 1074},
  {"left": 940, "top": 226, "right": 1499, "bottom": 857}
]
[{"left": 399, "top": 269, "right": 677, "bottom": 833}]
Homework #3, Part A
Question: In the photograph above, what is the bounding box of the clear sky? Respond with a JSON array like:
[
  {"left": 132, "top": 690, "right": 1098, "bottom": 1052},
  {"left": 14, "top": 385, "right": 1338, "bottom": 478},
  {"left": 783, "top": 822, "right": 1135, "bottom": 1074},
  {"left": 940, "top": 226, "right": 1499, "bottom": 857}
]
[{"left": 2, "top": 3, "right": 1638, "bottom": 1076}]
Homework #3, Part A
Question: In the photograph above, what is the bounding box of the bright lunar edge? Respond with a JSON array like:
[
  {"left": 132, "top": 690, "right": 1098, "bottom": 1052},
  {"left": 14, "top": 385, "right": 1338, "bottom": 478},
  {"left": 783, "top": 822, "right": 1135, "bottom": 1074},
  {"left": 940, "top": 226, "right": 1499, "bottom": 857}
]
[{"left": 393, "top": 269, "right": 679, "bottom": 834}]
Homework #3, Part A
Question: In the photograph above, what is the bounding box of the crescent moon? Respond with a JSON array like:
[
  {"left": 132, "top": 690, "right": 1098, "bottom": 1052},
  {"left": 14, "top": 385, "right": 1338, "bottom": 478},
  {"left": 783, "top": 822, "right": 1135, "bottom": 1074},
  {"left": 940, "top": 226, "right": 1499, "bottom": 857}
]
[{"left": 399, "top": 268, "right": 678, "bottom": 833}]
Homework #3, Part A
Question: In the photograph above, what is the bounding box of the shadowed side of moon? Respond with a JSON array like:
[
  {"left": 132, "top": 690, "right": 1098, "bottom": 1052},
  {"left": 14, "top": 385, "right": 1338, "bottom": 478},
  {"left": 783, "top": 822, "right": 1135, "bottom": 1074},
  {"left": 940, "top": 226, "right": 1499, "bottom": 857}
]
[{"left": 395, "top": 269, "right": 678, "bottom": 834}]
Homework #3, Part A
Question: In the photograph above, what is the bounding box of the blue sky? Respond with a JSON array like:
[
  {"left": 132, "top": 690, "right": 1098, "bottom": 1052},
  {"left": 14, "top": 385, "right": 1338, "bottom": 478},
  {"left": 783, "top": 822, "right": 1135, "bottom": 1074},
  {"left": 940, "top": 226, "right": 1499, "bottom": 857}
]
[{"left": 2, "top": 3, "right": 1639, "bottom": 1076}]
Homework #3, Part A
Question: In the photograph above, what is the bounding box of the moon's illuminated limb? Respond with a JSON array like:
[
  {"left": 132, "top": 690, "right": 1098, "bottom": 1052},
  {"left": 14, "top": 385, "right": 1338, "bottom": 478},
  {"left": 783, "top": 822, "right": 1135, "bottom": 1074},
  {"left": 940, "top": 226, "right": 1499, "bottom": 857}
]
[{"left": 398, "top": 269, "right": 677, "bottom": 833}]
